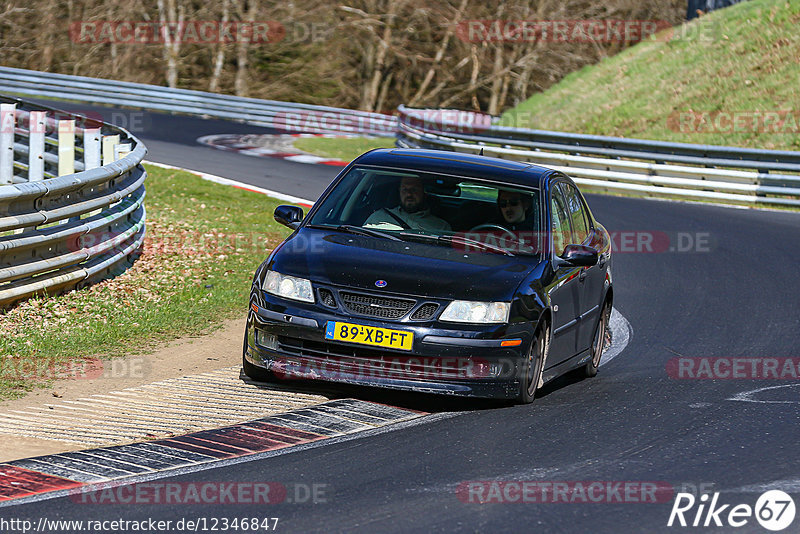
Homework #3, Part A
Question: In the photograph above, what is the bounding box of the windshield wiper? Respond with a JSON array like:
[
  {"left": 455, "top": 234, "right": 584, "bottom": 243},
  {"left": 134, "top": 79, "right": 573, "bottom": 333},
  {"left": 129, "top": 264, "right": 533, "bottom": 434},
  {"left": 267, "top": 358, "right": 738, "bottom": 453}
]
[
  {"left": 336, "top": 225, "right": 403, "bottom": 241},
  {"left": 399, "top": 232, "right": 514, "bottom": 257}
]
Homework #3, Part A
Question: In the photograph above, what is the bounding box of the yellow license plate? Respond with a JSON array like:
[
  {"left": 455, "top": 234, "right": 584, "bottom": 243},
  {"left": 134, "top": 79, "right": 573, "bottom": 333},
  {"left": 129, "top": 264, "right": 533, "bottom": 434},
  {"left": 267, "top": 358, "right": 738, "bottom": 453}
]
[{"left": 325, "top": 321, "right": 413, "bottom": 351}]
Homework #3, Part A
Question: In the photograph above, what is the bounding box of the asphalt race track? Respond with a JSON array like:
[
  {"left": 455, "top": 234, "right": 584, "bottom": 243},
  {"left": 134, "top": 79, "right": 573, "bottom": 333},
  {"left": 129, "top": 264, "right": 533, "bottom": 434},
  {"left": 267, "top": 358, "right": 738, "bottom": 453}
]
[{"left": 2, "top": 105, "right": 800, "bottom": 533}]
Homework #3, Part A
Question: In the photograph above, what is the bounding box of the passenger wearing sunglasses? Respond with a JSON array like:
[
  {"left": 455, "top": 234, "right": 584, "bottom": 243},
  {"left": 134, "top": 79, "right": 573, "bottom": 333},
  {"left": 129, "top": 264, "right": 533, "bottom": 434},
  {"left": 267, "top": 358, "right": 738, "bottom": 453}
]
[{"left": 496, "top": 190, "right": 534, "bottom": 231}]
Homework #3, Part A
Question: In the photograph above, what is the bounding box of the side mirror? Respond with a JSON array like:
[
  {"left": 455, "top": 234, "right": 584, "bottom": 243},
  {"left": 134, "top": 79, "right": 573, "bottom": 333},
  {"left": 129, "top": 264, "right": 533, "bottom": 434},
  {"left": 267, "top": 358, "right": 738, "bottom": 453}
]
[
  {"left": 555, "top": 244, "right": 598, "bottom": 268},
  {"left": 274, "top": 205, "right": 304, "bottom": 230}
]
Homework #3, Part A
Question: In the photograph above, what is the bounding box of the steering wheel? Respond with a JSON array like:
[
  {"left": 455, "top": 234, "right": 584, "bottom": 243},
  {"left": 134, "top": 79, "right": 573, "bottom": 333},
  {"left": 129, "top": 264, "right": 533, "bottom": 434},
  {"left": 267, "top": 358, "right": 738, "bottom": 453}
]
[{"left": 468, "top": 223, "right": 517, "bottom": 242}]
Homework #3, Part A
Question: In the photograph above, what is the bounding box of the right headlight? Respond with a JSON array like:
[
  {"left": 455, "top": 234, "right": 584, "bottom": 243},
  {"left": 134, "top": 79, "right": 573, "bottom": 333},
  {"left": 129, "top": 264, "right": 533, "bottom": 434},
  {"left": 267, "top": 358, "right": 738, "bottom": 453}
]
[
  {"left": 439, "top": 300, "right": 510, "bottom": 324},
  {"left": 264, "top": 270, "right": 314, "bottom": 303}
]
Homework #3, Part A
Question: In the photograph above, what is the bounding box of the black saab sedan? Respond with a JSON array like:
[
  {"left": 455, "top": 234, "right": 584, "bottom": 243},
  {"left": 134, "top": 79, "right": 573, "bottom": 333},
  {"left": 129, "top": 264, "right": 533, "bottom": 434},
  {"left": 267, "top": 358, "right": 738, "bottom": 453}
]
[{"left": 243, "top": 149, "right": 612, "bottom": 403}]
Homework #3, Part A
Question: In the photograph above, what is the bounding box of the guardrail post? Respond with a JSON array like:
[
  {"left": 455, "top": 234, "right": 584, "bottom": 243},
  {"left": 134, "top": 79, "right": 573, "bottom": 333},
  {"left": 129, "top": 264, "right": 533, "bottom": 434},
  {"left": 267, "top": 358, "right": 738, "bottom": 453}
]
[
  {"left": 102, "top": 134, "right": 120, "bottom": 165},
  {"left": 28, "top": 111, "right": 46, "bottom": 181},
  {"left": 83, "top": 128, "right": 101, "bottom": 169},
  {"left": 0, "top": 103, "right": 15, "bottom": 185},
  {"left": 58, "top": 119, "right": 75, "bottom": 176},
  {"left": 114, "top": 143, "right": 132, "bottom": 161}
]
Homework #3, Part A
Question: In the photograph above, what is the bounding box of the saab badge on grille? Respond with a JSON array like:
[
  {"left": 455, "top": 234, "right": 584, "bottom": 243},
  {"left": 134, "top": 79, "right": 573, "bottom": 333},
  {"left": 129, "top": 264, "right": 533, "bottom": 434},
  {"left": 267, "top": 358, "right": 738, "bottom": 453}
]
[{"left": 375, "top": 279, "right": 388, "bottom": 288}]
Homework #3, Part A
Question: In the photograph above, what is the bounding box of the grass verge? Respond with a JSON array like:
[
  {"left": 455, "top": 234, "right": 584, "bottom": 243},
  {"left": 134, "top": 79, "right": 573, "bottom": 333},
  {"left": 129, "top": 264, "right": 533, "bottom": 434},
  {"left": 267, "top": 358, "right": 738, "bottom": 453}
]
[
  {"left": 0, "top": 165, "right": 292, "bottom": 401},
  {"left": 501, "top": 0, "right": 800, "bottom": 151},
  {"left": 293, "top": 136, "right": 396, "bottom": 162}
]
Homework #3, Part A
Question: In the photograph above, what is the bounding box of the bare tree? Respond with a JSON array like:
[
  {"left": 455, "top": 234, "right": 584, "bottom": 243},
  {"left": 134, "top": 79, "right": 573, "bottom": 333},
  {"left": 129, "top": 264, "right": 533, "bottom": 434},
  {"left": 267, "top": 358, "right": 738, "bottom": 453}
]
[
  {"left": 407, "top": 0, "right": 468, "bottom": 107},
  {"left": 208, "top": 0, "right": 230, "bottom": 92},
  {"left": 157, "top": 0, "right": 186, "bottom": 88},
  {"left": 233, "top": 0, "right": 257, "bottom": 97},
  {"left": 0, "top": 0, "right": 687, "bottom": 112}
]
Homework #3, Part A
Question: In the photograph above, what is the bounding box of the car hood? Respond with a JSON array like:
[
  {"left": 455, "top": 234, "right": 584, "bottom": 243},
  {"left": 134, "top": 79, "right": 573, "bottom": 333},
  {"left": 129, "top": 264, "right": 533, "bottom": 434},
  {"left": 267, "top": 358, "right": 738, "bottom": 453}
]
[{"left": 268, "top": 228, "right": 542, "bottom": 301}]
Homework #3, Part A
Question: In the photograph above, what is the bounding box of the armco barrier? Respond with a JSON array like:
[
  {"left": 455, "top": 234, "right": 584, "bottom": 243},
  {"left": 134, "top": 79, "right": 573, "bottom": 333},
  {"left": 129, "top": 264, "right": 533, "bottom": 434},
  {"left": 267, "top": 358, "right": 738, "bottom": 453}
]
[
  {"left": 0, "top": 66, "right": 397, "bottom": 136},
  {"left": 397, "top": 106, "right": 800, "bottom": 208},
  {"left": 3, "top": 67, "right": 798, "bottom": 208},
  {"left": 0, "top": 96, "right": 146, "bottom": 307}
]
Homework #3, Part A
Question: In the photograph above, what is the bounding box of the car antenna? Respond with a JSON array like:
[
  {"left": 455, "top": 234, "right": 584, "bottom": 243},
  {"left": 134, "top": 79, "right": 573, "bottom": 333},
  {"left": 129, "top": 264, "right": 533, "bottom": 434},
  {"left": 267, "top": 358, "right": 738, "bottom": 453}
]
[{"left": 479, "top": 147, "right": 484, "bottom": 156}]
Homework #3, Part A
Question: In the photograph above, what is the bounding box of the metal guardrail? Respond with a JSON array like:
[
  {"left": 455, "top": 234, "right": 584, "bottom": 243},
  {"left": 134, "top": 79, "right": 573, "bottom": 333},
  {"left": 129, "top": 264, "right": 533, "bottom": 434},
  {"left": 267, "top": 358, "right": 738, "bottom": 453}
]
[
  {"left": 397, "top": 106, "right": 800, "bottom": 208},
  {"left": 0, "top": 96, "right": 146, "bottom": 307},
  {"left": 0, "top": 66, "right": 397, "bottom": 137},
  {"left": 3, "top": 67, "right": 797, "bottom": 208}
]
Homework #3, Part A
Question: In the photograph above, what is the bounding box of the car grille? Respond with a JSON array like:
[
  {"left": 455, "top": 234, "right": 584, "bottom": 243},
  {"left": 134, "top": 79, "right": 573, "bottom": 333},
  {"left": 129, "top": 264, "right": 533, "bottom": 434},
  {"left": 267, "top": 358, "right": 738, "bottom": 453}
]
[
  {"left": 339, "top": 291, "right": 415, "bottom": 319},
  {"left": 318, "top": 288, "right": 337, "bottom": 308},
  {"left": 410, "top": 303, "right": 439, "bottom": 321},
  {"left": 276, "top": 336, "right": 481, "bottom": 380}
]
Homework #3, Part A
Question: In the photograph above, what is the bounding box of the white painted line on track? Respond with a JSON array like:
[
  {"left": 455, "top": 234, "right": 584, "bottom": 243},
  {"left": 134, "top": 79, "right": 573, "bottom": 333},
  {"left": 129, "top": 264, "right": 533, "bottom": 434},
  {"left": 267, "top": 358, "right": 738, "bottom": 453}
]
[
  {"left": 728, "top": 383, "right": 800, "bottom": 404},
  {"left": 727, "top": 478, "right": 800, "bottom": 494},
  {"left": 143, "top": 160, "right": 316, "bottom": 206}
]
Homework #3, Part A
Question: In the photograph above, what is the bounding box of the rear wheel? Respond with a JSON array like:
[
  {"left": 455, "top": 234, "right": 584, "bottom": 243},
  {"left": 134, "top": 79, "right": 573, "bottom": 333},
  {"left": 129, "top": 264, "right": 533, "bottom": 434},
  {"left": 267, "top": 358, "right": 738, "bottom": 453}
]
[
  {"left": 517, "top": 326, "right": 549, "bottom": 404},
  {"left": 584, "top": 303, "right": 610, "bottom": 378}
]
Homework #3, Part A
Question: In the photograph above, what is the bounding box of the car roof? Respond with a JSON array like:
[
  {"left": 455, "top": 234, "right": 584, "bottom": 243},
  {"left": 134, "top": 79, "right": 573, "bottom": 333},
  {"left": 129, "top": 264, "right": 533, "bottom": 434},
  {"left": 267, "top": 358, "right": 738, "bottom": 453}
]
[{"left": 352, "top": 148, "right": 553, "bottom": 188}]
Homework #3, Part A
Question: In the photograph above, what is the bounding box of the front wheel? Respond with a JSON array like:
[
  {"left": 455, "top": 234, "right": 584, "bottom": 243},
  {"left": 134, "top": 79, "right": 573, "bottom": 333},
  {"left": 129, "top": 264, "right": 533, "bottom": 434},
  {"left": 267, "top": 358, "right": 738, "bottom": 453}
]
[
  {"left": 517, "top": 326, "right": 549, "bottom": 404},
  {"left": 584, "top": 303, "right": 610, "bottom": 378},
  {"left": 242, "top": 329, "right": 278, "bottom": 382}
]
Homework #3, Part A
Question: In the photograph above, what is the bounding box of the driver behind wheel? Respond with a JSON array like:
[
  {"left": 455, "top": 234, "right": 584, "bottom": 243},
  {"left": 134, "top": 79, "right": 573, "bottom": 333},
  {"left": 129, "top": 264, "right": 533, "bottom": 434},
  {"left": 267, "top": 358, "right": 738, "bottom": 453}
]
[{"left": 363, "top": 176, "right": 451, "bottom": 232}]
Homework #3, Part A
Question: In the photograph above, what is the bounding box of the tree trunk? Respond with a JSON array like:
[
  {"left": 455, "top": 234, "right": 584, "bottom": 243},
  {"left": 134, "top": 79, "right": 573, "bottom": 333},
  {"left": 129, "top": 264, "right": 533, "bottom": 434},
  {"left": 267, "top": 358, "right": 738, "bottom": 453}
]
[
  {"left": 408, "top": 0, "right": 468, "bottom": 107},
  {"left": 234, "top": 0, "right": 256, "bottom": 97},
  {"left": 157, "top": 0, "right": 183, "bottom": 88},
  {"left": 209, "top": 0, "right": 230, "bottom": 92},
  {"left": 362, "top": 1, "right": 405, "bottom": 112}
]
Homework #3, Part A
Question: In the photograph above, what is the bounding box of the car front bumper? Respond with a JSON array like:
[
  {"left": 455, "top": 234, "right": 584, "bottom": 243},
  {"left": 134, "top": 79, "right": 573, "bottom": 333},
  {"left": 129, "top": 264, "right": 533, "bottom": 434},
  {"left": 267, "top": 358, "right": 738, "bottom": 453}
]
[{"left": 244, "top": 294, "right": 534, "bottom": 400}]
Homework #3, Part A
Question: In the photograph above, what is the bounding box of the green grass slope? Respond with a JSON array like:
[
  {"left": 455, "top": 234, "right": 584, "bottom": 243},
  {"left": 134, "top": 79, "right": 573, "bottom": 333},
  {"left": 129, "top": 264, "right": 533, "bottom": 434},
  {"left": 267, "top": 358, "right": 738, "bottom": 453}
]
[{"left": 502, "top": 0, "right": 800, "bottom": 151}]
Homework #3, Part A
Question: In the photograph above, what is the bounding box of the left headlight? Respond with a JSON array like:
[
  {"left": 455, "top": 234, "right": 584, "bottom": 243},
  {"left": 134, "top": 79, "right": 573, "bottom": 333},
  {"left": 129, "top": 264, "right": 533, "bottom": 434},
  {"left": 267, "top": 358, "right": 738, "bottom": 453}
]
[
  {"left": 439, "top": 300, "right": 510, "bottom": 324},
  {"left": 264, "top": 270, "right": 314, "bottom": 303}
]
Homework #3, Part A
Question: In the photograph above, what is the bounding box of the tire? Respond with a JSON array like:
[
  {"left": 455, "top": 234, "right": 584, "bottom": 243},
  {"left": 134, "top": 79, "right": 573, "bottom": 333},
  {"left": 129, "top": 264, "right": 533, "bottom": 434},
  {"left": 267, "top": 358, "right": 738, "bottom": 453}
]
[
  {"left": 242, "top": 330, "right": 278, "bottom": 382},
  {"left": 517, "top": 326, "right": 549, "bottom": 404},
  {"left": 584, "top": 303, "right": 610, "bottom": 378}
]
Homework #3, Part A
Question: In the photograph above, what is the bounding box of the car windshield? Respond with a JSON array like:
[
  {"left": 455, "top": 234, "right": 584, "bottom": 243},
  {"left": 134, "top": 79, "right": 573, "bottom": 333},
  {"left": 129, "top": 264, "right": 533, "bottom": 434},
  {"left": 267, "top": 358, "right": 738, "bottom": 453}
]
[{"left": 306, "top": 166, "right": 542, "bottom": 256}]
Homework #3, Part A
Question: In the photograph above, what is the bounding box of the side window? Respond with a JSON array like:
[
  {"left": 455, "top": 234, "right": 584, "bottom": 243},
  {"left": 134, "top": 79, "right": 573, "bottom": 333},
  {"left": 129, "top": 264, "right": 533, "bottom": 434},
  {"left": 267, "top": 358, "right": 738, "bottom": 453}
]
[
  {"left": 559, "top": 183, "right": 589, "bottom": 244},
  {"left": 550, "top": 184, "right": 572, "bottom": 256}
]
